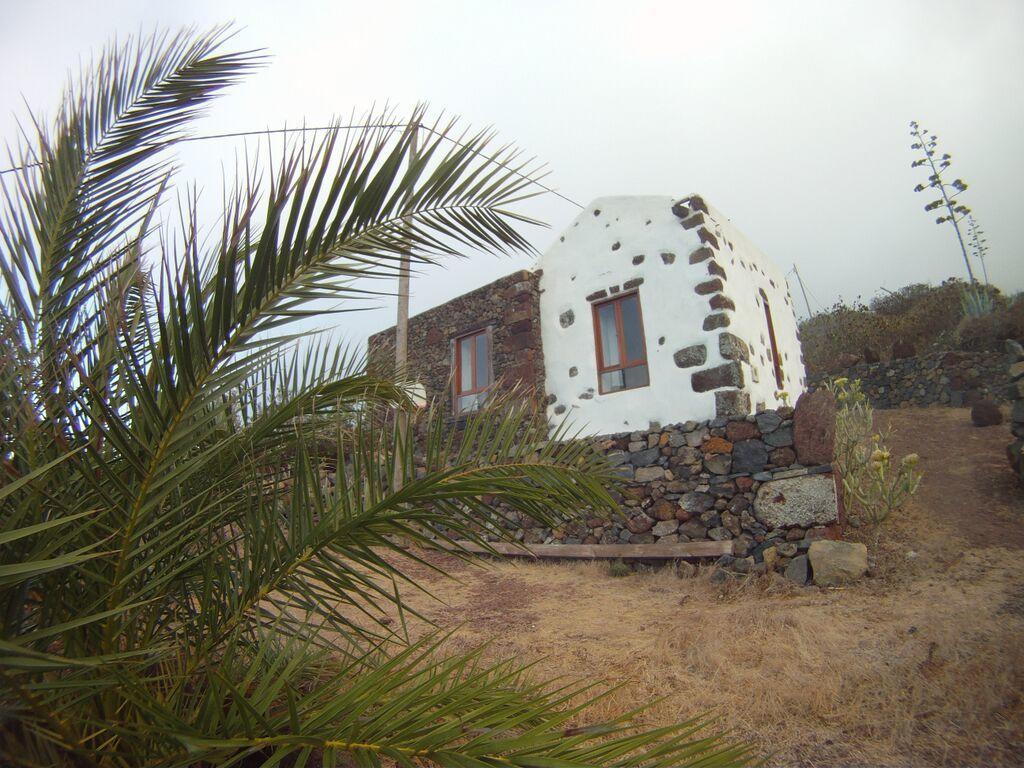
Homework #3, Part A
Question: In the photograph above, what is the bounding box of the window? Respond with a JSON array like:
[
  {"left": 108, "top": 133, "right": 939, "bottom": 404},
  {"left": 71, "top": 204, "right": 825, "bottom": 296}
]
[
  {"left": 453, "top": 329, "right": 492, "bottom": 413},
  {"left": 592, "top": 293, "right": 649, "bottom": 394},
  {"left": 759, "top": 289, "right": 784, "bottom": 390}
]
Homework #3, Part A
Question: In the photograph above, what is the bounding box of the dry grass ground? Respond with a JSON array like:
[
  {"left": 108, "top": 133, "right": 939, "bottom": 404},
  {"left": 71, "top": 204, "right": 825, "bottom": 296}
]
[{"left": 354, "top": 408, "right": 1024, "bottom": 767}]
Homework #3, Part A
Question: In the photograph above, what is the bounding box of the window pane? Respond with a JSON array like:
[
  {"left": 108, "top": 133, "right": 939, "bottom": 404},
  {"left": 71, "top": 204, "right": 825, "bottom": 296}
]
[
  {"left": 598, "top": 303, "right": 620, "bottom": 367},
  {"left": 623, "top": 364, "right": 649, "bottom": 389},
  {"left": 457, "top": 391, "right": 487, "bottom": 414},
  {"left": 475, "top": 332, "right": 489, "bottom": 387},
  {"left": 620, "top": 295, "right": 645, "bottom": 363},
  {"left": 459, "top": 337, "right": 473, "bottom": 392},
  {"left": 601, "top": 370, "right": 625, "bottom": 393}
]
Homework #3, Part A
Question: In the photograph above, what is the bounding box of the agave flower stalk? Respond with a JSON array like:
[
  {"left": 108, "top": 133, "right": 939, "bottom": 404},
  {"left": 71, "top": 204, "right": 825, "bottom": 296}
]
[
  {"left": 967, "top": 215, "right": 990, "bottom": 285},
  {"left": 909, "top": 120, "right": 975, "bottom": 282}
]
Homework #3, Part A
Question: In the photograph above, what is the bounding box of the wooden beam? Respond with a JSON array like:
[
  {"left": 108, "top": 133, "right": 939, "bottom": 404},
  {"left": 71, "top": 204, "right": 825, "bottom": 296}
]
[{"left": 437, "top": 539, "right": 732, "bottom": 560}]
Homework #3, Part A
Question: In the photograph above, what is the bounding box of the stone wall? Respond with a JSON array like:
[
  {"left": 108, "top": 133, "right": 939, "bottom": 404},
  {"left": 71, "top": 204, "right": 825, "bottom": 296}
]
[
  {"left": 807, "top": 350, "right": 1009, "bottom": 408},
  {"left": 1008, "top": 342, "right": 1024, "bottom": 485},
  {"left": 368, "top": 270, "right": 545, "bottom": 416},
  {"left": 474, "top": 392, "right": 840, "bottom": 581}
]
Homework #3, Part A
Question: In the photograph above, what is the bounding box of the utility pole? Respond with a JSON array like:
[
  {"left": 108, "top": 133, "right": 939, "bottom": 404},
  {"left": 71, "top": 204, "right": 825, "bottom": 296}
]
[
  {"left": 393, "top": 120, "right": 419, "bottom": 490},
  {"left": 792, "top": 264, "right": 813, "bottom": 318}
]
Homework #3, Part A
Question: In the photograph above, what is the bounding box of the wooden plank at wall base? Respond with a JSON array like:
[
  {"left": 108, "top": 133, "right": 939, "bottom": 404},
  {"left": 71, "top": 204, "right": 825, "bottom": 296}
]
[{"left": 436, "top": 539, "right": 733, "bottom": 560}]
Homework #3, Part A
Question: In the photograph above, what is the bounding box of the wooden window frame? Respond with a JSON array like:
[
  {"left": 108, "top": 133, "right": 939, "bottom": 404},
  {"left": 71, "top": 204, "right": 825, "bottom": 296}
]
[
  {"left": 592, "top": 291, "right": 650, "bottom": 395},
  {"left": 451, "top": 327, "right": 493, "bottom": 414},
  {"left": 759, "top": 289, "right": 785, "bottom": 390}
]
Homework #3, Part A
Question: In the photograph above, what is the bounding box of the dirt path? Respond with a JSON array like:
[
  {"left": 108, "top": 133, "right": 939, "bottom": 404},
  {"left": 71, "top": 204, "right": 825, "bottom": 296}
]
[{"left": 878, "top": 407, "right": 1024, "bottom": 548}]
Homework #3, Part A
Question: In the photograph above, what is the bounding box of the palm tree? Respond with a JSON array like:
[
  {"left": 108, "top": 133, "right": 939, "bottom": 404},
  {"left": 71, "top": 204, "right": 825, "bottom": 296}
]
[{"left": 0, "top": 28, "right": 753, "bottom": 767}]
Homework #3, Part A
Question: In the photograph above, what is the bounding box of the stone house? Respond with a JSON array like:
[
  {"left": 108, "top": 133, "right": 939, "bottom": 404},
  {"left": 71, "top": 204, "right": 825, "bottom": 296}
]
[{"left": 368, "top": 194, "right": 806, "bottom": 436}]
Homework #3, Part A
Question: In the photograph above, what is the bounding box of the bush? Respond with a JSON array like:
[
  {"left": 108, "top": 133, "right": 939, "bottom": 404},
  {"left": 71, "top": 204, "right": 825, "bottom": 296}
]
[
  {"left": 826, "top": 378, "right": 922, "bottom": 525},
  {"left": 608, "top": 558, "right": 632, "bottom": 577}
]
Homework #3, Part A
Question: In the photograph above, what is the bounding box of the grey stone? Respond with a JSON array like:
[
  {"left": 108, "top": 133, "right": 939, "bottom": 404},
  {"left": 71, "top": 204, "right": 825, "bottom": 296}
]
[
  {"left": 754, "top": 473, "right": 838, "bottom": 529},
  {"left": 718, "top": 332, "right": 750, "bottom": 362},
  {"left": 630, "top": 447, "right": 661, "bottom": 467},
  {"left": 784, "top": 554, "right": 809, "bottom": 585},
  {"left": 680, "top": 492, "right": 715, "bottom": 515},
  {"left": 809, "top": 540, "right": 868, "bottom": 586},
  {"left": 569, "top": 366, "right": 578, "bottom": 377},
  {"left": 559, "top": 309, "right": 575, "bottom": 328},
  {"left": 708, "top": 526, "right": 731, "bottom": 541},
  {"left": 715, "top": 389, "right": 751, "bottom": 418},
  {"left": 652, "top": 519, "right": 679, "bottom": 537},
  {"left": 674, "top": 344, "right": 707, "bottom": 368},
  {"left": 680, "top": 520, "right": 708, "bottom": 539},
  {"left": 755, "top": 411, "right": 782, "bottom": 433},
  {"left": 634, "top": 466, "right": 666, "bottom": 483},
  {"left": 763, "top": 425, "right": 794, "bottom": 448},
  {"left": 692, "top": 362, "right": 743, "bottom": 392},
  {"left": 732, "top": 439, "right": 769, "bottom": 474},
  {"left": 605, "top": 450, "right": 629, "bottom": 467}
]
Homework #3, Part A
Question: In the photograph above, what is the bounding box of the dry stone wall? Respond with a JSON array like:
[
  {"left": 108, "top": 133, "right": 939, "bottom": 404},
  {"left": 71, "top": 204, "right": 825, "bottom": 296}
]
[
  {"left": 470, "top": 394, "right": 840, "bottom": 580},
  {"left": 807, "top": 350, "right": 1008, "bottom": 408},
  {"left": 1008, "top": 341, "right": 1024, "bottom": 485}
]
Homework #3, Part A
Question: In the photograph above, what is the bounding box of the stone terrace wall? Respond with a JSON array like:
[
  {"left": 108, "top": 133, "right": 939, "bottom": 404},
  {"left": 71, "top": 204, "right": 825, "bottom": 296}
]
[
  {"left": 477, "top": 392, "right": 841, "bottom": 580},
  {"left": 368, "top": 270, "right": 544, "bottom": 416},
  {"left": 807, "top": 350, "right": 1008, "bottom": 408},
  {"left": 1008, "top": 342, "right": 1024, "bottom": 485}
]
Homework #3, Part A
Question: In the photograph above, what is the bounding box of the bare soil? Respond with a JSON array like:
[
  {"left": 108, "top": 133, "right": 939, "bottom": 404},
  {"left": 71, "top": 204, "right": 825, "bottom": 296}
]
[{"left": 361, "top": 408, "right": 1024, "bottom": 767}]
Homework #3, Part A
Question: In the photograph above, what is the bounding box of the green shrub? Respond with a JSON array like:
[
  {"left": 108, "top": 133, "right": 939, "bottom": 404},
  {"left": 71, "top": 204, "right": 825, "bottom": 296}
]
[{"left": 826, "top": 378, "right": 922, "bottom": 525}]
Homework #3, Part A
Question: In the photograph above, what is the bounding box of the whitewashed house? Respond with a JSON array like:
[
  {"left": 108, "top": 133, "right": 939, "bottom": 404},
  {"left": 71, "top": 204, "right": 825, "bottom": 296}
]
[{"left": 369, "top": 194, "right": 806, "bottom": 437}]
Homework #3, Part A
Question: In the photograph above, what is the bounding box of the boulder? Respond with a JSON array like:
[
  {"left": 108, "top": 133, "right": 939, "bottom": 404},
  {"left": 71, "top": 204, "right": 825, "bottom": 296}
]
[
  {"left": 753, "top": 474, "right": 839, "bottom": 529},
  {"left": 784, "top": 554, "right": 809, "bottom": 585},
  {"left": 809, "top": 540, "right": 868, "bottom": 586},
  {"left": 970, "top": 399, "right": 1003, "bottom": 427},
  {"left": 793, "top": 390, "right": 836, "bottom": 465}
]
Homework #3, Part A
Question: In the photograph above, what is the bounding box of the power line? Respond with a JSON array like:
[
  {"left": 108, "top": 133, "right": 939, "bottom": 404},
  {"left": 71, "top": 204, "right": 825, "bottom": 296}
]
[{"left": 0, "top": 121, "right": 584, "bottom": 209}]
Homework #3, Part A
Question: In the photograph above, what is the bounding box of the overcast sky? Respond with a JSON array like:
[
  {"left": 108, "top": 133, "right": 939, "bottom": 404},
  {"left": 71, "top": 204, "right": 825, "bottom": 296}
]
[{"left": 2, "top": 0, "right": 1022, "bottom": 350}]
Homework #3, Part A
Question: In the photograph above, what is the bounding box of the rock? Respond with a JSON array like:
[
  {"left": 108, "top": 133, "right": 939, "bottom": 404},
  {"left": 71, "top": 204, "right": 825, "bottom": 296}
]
[
  {"left": 649, "top": 498, "right": 677, "bottom": 521},
  {"left": 777, "top": 541, "right": 798, "bottom": 558},
  {"left": 652, "top": 519, "right": 679, "bottom": 537},
  {"left": 626, "top": 514, "right": 654, "bottom": 534},
  {"left": 691, "top": 362, "right": 743, "bottom": 392},
  {"left": 629, "top": 533, "right": 656, "bottom": 544},
  {"left": 809, "top": 540, "right": 868, "bottom": 586},
  {"left": 704, "top": 453, "right": 732, "bottom": 475},
  {"left": 679, "top": 492, "right": 715, "bottom": 516},
  {"left": 703, "top": 436, "right": 733, "bottom": 454},
  {"left": 755, "top": 411, "right": 782, "bottom": 433},
  {"left": 763, "top": 425, "right": 794, "bottom": 448},
  {"left": 709, "top": 569, "right": 729, "bottom": 584},
  {"left": 784, "top": 554, "right": 809, "bottom": 585},
  {"left": 732, "top": 439, "right": 769, "bottom": 473},
  {"left": 761, "top": 545, "right": 779, "bottom": 569},
  {"left": 708, "top": 526, "right": 731, "bottom": 541},
  {"left": 680, "top": 521, "right": 708, "bottom": 539},
  {"left": 634, "top": 466, "right": 666, "bottom": 483},
  {"left": 719, "top": 332, "right": 750, "bottom": 362},
  {"left": 769, "top": 446, "right": 797, "bottom": 466},
  {"left": 862, "top": 347, "right": 880, "bottom": 364},
  {"left": 725, "top": 420, "right": 759, "bottom": 442},
  {"left": 793, "top": 390, "right": 837, "bottom": 465},
  {"left": 673, "top": 344, "right": 707, "bottom": 368},
  {"left": 753, "top": 474, "right": 839, "bottom": 529},
  {"left": 630, "top": 447, "right": 662, "bottom": 466},
  {"left": 970, "top": 399, "right": 1003, "bottom": 427}
]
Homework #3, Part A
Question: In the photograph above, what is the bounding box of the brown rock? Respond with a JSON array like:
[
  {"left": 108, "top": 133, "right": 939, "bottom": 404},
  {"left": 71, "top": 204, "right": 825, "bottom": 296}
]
[
  {"left": 726, "top": 421, "right": 759, "bottom": 442},
  {"left": 692, "top": 362, "right": 743, "bottom": 392},
  {"left": 703, "top": 436, "right": 734, "bottom": 454},
  {"left": 735, "top": 476, "right": 754, "bottom": 492},
  {"left": 769, "top": 446, "right": 797, "bottom": 466},
  {"left": 793, "top": 389, "right": 836, "bottom": 465},
  {"left": 970, "top": 399, "right": 1003, "bottom": 427},
  {"left": 649, "top": 498, "right": 677, "bottom": 521},
  {"left": 626, "top": 515, "right": 654, "bottom": 534}
]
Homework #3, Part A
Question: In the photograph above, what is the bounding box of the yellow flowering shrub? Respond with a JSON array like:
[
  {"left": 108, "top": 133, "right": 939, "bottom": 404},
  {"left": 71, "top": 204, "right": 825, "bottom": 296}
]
[{"left": 825, "top": 378, "right": 922, "bottom": 524}]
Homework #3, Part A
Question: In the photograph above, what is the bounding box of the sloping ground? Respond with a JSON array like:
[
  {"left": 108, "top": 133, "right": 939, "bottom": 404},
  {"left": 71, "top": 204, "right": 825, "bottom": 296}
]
[{"left": 360, "top": 408, "right": 1024, "bottom": 767}]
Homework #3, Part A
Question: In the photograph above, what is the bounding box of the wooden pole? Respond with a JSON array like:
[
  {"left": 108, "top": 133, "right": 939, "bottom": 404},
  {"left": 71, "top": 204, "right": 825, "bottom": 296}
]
[
  {"left": 793, "top": 264, "right": 813, "bottom": 318},
  {"left": 393, "top": 121, "right": 418, "bottom": 490}
]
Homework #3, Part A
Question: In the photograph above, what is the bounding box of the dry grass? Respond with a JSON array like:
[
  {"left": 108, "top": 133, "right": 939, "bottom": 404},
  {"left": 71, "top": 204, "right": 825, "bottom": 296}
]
[{"left": 343, "top": 409, "right": 1024, "bottom": 767}]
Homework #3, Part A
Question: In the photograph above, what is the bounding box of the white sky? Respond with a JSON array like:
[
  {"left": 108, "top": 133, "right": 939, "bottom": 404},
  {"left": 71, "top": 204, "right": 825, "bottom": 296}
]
[{"left": 2, "top": 0, "right": 1022, "bottom": 351}]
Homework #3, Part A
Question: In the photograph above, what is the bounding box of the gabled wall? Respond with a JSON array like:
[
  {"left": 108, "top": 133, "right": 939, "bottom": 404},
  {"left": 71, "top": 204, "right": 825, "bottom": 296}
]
[{"left": 539, "top": 195, "right": 805, "bottom": 437}]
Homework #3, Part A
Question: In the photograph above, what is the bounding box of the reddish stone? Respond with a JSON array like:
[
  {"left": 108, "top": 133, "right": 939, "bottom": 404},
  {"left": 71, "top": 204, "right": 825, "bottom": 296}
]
[
  {"left": 702, "top": 436, "right": 733, "bottom": 454},
  {"left": 649, "top": 498, "right": 677, "bottom": 521},
  {"left": 709, "top": 294, "right": 736, "bottom": 311},
  {"left": 626, "top": 515, "right": 654, "bottom": 534},
  {"left": 425, "top": 327, "right": 443, "bottom": 345},
  {"left": 970, "top": 399, "right": 1002, "bottom": 426},
  {"left": 735, "top": 476, "right": 754, "bottom": 492},
  {"left": 508, "top": 318, "right": 533, "bottom": 334},
  {"left": 726, "top": 421, "right": 759, "bottom": 442},
  {"left": 695, "top": 279, "right": 724, "bottom": 295},
  {"left": 793, "top": 389, "right": 837, "bottom": 465}
]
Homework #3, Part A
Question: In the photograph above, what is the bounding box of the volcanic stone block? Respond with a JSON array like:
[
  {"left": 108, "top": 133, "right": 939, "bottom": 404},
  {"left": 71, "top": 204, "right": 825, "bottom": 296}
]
[
  {"left": 794, "top": 390, "right": 837, "bottom": 465},
  {"left": 673, "top": 344, "right": 707, "bottom": 368},
  {"left": 695, "top": 279, "right": 724, "bottom": 295},
  {"left": 719, "top": 332, "right": 749, "bottom": 362},
  {"left": 689, "top": 246, "right": 714, "bottom": 264},
  {"left": 753, "top": 474, "right": 839, "bottom": 529},
  {"left": 559, "top": 309, "right": 575, "bottom": 327},
  {"left": 692, "top": 362, "right": 743, "bottom": 392},
  {"left": 703, "top": 313, "right": 730, "bottom": 331},
  {"left": 808, "top": 540, "right": 868, "bottom": 587},
  {"left": 731, "top": 439, "right": 769, "bottom": 473},
  {"left": 716, "top": 389, "right": 751, "bottom": 418}
]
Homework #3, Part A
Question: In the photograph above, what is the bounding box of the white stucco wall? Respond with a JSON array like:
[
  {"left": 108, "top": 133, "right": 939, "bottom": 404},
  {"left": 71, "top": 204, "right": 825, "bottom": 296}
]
[{"left": 538, "top": 195, "right": 805, "bottom": 437}]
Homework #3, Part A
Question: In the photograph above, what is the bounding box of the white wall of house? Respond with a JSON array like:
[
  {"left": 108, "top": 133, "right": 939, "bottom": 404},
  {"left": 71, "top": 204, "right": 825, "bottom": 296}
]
[{"left": 538, "top": 195, "right": 805, "bottom": 437}]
